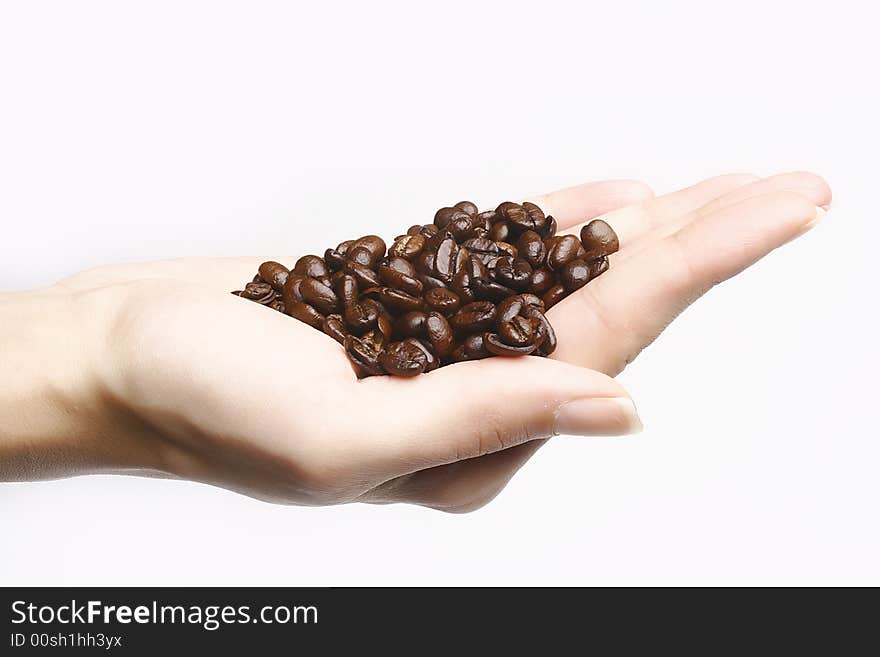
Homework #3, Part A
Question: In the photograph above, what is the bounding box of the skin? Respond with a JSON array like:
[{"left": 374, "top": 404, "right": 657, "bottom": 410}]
[{"left": 0, "top": 171, "right": 831, "bottom": 512}]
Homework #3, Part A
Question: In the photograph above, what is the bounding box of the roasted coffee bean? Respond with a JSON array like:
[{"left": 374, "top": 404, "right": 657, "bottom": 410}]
[
  {"left": 424, "top": 287, "right": 461, "bottom": 315},
  {"left": 406, "top": 338, "right": 440, "bottom": 372},
  {"left": 322, "top": 314, "right": 348, "bottom": 344},
  {"left": 233, "top": 198, "right": 616, "bottom": 377},
  {"left": 492, "top": 257, "right": 532, "bottom": 291},
  {"left": 344, "top": 335, "right": 383, "bottom": 378},
  {"left": 454, "top": 200, "right": 478, "bottom": 216},
  {"left": 259, "top": 261, "right": 290, "bottom": 292},
  {"left": 497, "top": 315, "right": 538, "bottom": 347},
  {"left": 451, "top": 333, "right": 490, "bottom": 362},
  {"left": 300, "top": 277, "right": 340, "bottom": 315},
  {"left": 379, "top": 340, "right": 429, "bottom": 377},
  {"left": 449, "top": 301, "right": 498, "bottom": 333},
  {"left": 546, "top": 235, "right": 582, "bottom": 270},
  {"left": 389, "top": 234, "right": 426, "bottom": 260},
  {"left": 241, "top": 281, "right": 276, "bottom": 304},
  {"left": 293, "top": 255, "right": 329, "bottom": 280},
  {"left": 580, "top": 219, "right": 619, "bottom": 260},
  {"left": 529, "top": 268, "right": 555, "bottom": 295},
  {"left": 433, "top": 234, "right": 459, "bottom": 283},
  {"left": 395, "top": 310, "right": 427, "bottom": 338},
  {"left": 489, "top": 221, "right": 511, "bottom": 242},
  {"left": 523, "top": 306, "right": 557, "bottom": 356},
  {"left": 483, "top": 332, "right": 539, "bottom": 356},
  {"left": 425, "top": 312, "right": 454, "bottom": 358},
  {"left": 378, "top": 258, "right": 423, "bottom": 296},
  {"left": 516, "top": 230, "right": 546, "bottom": 268},
  {"left": 560, "top": 259, "right": 591, "bottom": 292},
  {"left": 288, "top": 301, "right": 325, "bottom": 330},
  {"left": 542, "top": 284, "right": 567, "bottom": 310},
  {"left": 350, "top": 235, "right": 387, "bottom": 264}
]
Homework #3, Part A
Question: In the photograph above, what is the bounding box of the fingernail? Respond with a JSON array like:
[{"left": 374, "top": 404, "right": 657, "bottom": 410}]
[
  {"left": 553, "top": 397, "right": 643, "bottom": 437},
  {"left": 805, "top": 206, "right": 827, "bottom": 230}
]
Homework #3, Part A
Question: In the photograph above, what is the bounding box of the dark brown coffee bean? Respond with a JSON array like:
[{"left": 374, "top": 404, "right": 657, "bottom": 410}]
[
  {"left": 350, "top": 235, "right": 387, "bottom": 264},
  {"left": 474, "top": 210, "right": 495, "bottom": 233},
  {"left": 492, "top": 257, "right": 532, "bottom": 291},
  {"left": 518, "top": 293, "right": 545, "bottom": 310},
  {"left": 449, "top": 301, "right": 497, "bottom": 333},
  {"left": 434, "top": 207, "right": 469, "bottom": 231},
  {"left": 344, "top": 260, "right": 382, "bottom": 289},
  {"left": 269, "top": 300, "right": 286, "bottom": 313},
  {"left": 495, "top": 242, "right": 518, "bottom": 260},
  {"left": 529, "top": 268, "right": 555, "bottom": 295},
  {"left": 334, "top": 273, "right": 359, "bottom": 307},
  {"left": 496, "top": 295, "right": 525, "bottom": 323},
  {"left": 454, "top": 200, "right": 478, "bottom": 216},
  {"left": 451, "top": 268, "right": 477, "bottom": 304},
  {"left": 241, "top": 281, "right": 275, "bottom": 304},
  {"left": 433, "top": 234, "right": 459, "bottom": 283},
  {"left": 336, "top": 240, "right": 354, "bottom": 256},
  {"left": 378, "top": 258, "right": 423, "bottom": 296},
  {"left": 497, "top": 315, "right": 538, "bottom": 347},
  {"left": 516, "top": 230, "right": 546, "bottom": 268},
  {"left": 542, "top": 284, "right": 567, "bottom": 309},
  {"left": 425, "top": 312, "right": 454, "bottom": 358},
  {"left": 258, "top": 261, "right": 290, "bottom": 292},
  {"left": 288, "top": 301, "right": 325, "bottom": 330},
  {"left": 546, "top": 235, "right": 582, "bottom": 270},
  {"left": 344, "top": 301, "right": 378, "bottom": 334},
  {"left": 540, "top": 215, "right": 557, "bottom": 239},
  {"left": 395, "top": 310, "right": 427, "bottom": 338},
  {"left": 483, "top": 332, "right": 539, "bottom": 356},
  {"left": 489, "top": 221, "right": 511, "bottom": 242},
  {"left": 451, "top": 333, "right": 490, "bottom": 362},
  {"left": 345, "top": 335, "right": 384, "bottom": 378},
  {"left": 389, "top": 234, "right": 426, "bottom": 260},
  {"left": 378, "top": 287, "right": 423, "bottom": 313},
  {"left": 322, "top": 314, "right": 348, "bottom": 344},
  {"left": 560, "top": 259, "right": 591, "bottom": 292},
  {"left": 580, "top": 219, "right": 619, "bottom": 260},
  {"left": 472, "top": 278, "right": 516, "bottom": 302},
  {"left": 299, "top": 277, "right": 340, "bottom": 315},
  {"left": 379, "top": 340, "right": 428, "bottom": 377},
  {"left": 293, "top": 255, "right": 329, "bottom": 280},
  {"left": 461, "top": 237, "right": 499, "bottom": 260},
  {"left": 415, "top": 249, "right": 436, "bottom": 275},
  {"left": 424, "top": 287, "right": 461, "bottom": 315},
  {"left": 523, "top": 306, "right": 557, "bottom": 356},
  {"left": 282, "top": 274, "right": 305, "bottom": 307},
  {"left": 420, "top": 224, "right": 440, "bottom": 239},
  {"left": 520, "top": 201, "right": 548, "bottom": 235},
  {"left": 406, "top": 338, "right": 439, "bottom": 372}
]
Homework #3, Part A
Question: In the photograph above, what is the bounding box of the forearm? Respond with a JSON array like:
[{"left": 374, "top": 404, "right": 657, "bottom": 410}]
[{"left": 0, "top": 287, "right": 151, "bottom": 480}]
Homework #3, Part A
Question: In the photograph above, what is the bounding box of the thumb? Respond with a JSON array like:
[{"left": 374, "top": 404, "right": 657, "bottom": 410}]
[{"left": 353, "top": 356, "right": 642, "bottom": 476}]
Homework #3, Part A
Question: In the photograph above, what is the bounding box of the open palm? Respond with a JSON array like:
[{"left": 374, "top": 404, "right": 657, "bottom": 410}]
[{"left": 60, "top": 171, "right": 830, "bottom": 511}]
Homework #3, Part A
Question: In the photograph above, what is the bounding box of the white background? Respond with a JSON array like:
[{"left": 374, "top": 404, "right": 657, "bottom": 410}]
[{"left": 1, "top": 0, "right": 878, "bottom": 585}]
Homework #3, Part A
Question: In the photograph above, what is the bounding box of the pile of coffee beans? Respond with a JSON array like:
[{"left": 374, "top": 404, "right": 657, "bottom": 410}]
[{"left": 232, "top": 201, "right": 618, "bottom": 377}]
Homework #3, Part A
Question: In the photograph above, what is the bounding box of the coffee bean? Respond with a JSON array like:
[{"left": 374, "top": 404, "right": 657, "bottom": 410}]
[
  {"left": 497, "top": 315, "right": 538, "bottom": 347},
  {"left": 378, "top": 258, "right": 423, "bottom": 296},
  {"left": 542, "top": 284, "right": 567, "bottom": 310},
  {"left": 344, "top": 301, "right": 379, "bottom": 334},
  {"left": 454, "top": 200, "right": 478, "bottom": 217},
  {"left": 269, "top": 300, "right": 287, "bottom": 313},
  {"left": 241, "top": 281, "right": 276, "bottom": 304},
  {"left": 379, "top": 340, "right": 429, "bottom": 377},
  {"left": 300, "top": 277, "right": 340, "bottom": 315},
  {"left": 489, "top": 221, "right": 511, "bottom": 242},
  {"left": 350, "top": 235, "right": 387, "bottom": 264},
  {"left": 389, "top": 234, "right": 426, "bottom": 260},
  {"left": 529, "top": 268, "right": 555, "bottom": 295},
  {"left": 293, "top": 255, "right": 329, "bottom": 280},
  {"left": 546, "top": 235, "right": 582, "bottom": 270},
  {"left": 560, "top": 259, "right": 591, "bottom": 292},
  {"left": 425, "top": 311, "right": 454, "bottom": 357},
  {"left": 451, "top": 333, "right": 490, "bottom": 362},
  {"left": 516, "top": 230, "right": 546, "bottom": 268},
  {"left": 378, "top": 287, "right": 423, "bottom": 313},
  {"left": 449, "top": 301, "right": 497, "bottom": 333},
  {"left": 345, "top": 335, "right": 384, "bottom": 378},
  {"left": 344, "top": 260, "right": 382, "bottom": 289},
  {"left": 580, "top": 219, "right": 620, "bottom": 260},
  {"left": 282, "top": 274, "right": 305, "bottom": 307},
  {"left": 258, "top": 261, "right": 290, "bottom": 292},
  {"left": 406, "top": 337, "right": 440, "bottom": 372},
  {"left": 324, "top": 248, "right": 347, "bottom": 271},
  {"left": 424, "top": 287, "right": 461, "bottom": 315},
  {"left": 589, "top": 256, "right": 609, "bottom": 278},
  {"left": 483, "top": 332, "right": 539, "bottom": 356},
  {"left": 395, "top": 310, "right": 427, "bottom": 338},
  {"left": 492, "top": 257, "right": 532, "bottom": 291}
]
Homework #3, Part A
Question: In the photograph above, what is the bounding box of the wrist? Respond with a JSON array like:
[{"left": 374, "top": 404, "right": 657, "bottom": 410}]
[{"left": 0, "top": 285, "right": 158, "bottom": 480}]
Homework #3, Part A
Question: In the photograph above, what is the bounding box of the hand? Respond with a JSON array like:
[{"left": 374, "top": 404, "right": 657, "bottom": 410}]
[{"left": 0, "top": 172, "right": 829, "bottom": 512}]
